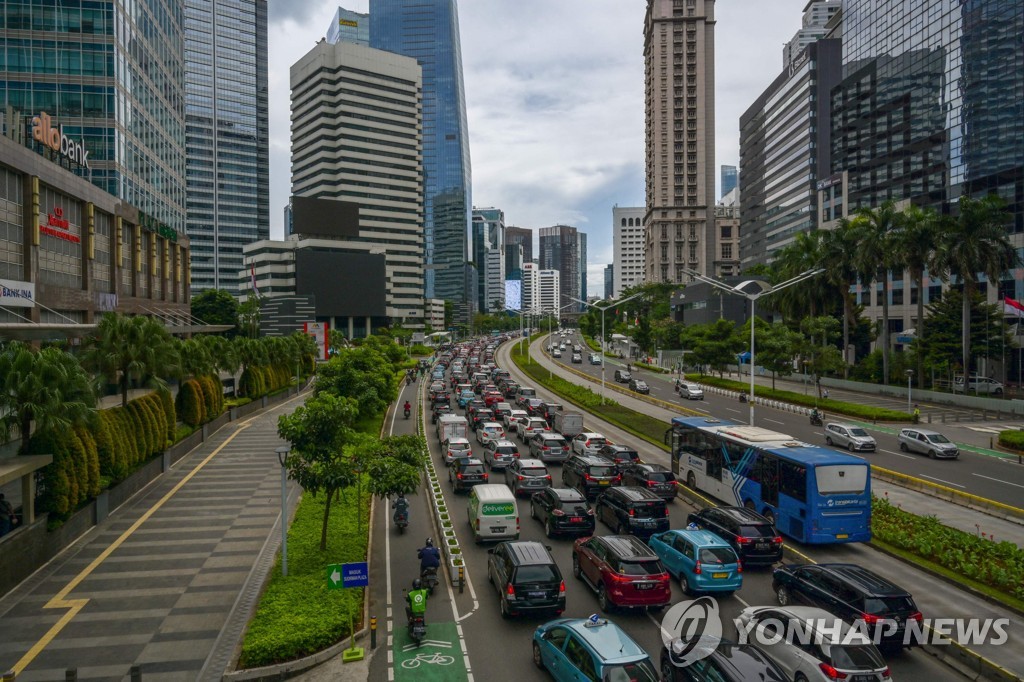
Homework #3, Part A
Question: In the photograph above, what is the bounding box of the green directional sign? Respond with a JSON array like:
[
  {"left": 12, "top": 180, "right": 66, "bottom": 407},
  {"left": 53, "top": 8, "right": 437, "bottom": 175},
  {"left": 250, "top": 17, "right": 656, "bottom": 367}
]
[{"left": 327, "top": 563, "right": 344, "bottom": 590}]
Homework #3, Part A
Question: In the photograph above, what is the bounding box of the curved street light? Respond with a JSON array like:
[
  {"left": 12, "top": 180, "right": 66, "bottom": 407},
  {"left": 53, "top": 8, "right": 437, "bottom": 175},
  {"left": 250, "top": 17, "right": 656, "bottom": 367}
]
[{"left": 565, "top": 292, "right": 643, "bottom": 404}]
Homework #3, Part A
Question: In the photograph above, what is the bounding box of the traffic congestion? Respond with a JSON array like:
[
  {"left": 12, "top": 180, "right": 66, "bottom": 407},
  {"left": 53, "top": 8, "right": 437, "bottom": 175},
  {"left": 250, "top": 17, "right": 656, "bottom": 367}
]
[{"left": 398, "top": 331, "right": 971, "bottom": 682}]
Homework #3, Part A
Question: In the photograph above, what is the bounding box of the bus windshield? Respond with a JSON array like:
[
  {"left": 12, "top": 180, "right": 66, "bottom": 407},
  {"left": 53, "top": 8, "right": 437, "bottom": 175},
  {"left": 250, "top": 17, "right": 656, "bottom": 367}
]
[{"left": 816, "top": 464, "right": 868, "bottom": 495}]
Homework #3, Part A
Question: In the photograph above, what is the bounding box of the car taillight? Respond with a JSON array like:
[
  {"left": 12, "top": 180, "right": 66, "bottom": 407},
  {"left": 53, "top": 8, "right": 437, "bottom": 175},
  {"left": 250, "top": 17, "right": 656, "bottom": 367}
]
[
  {"left": 910, "top": 611, "right": 923, "bottom": 622},
  {"left": 818, "top": 663, "right": 848, "bottom": 680},
  {"left": 646, "top": 480, "right": 656, "bottom": 487},
  {"left": 475, "top": 519, "right": 480, "bottom": 530},
  {"left": 861, "top": 613, "right": 883, "bottom": 624},
  {"left": 506, "top": 583, "right": 515, "bottom": 597},
  {"left": 881, "top": 668, "right": 890, "bottom": 679},
  {"left": 517, "top": 475, "right": 524, "bottom": 481},
  {"left": 773, "top": 536, "right": 784, "bottom": 544},
  {"left": 629, "top": 508, "right": 635, "bottom": 516},
  {"left": 482, "top": 473, "right": 489, "bottom": 480},
  {"left": 584, "top": 474, "right": 594, "bottom": 481},
  {"left": 664, "top": 507, "right": 670, "bottom": 517},
  {"left": 693, "top": 560, "right": 701, "bottom": 575},
  {"left": 559, "top": 580, "right": 566, "bottom": 595},
  {"left": 457, "top": 473, "right": 463, "bottom": 479},
  {"left": 545, "top": 475, "right": 552, "bottom": 480},
  {"left": 516, "top": 517, "right": 520, "bottom": 532},
  {"left": 736, "top": 536, "right": 752, "bottom": 544},
  {"left": 613, "top": 475, "right": 622, "bottom": 483},
  {"left": 542, "top": 446, "right": 550, "bottom": 450},
  {"left": 737, "top": 561, "right": 743, "bottom": 574},
  {"left": 553, "top": 509, "right": 565, "bottom": 516}
]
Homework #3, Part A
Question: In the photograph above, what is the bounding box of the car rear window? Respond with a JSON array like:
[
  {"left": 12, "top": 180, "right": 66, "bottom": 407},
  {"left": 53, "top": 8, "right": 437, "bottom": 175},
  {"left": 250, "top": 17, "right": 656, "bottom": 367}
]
[
  {"left": 515, "top": 565, "right": 558, "bottom": 583},
  {"left": 603, "top": 661, "right": 659, "bottom": 682},
  {"left": 617, "top": 560, "right": 663, "bottom": 576},
  {"left": 520, "top": 388, "right": 536, "bottom": 396},
  {"left": 521, "top": 467, "right": 547, "bottom": 477},
  {"left": 632, "top": 502, "right": 666, "bottom": 518},
  {"left": 449, "top": 443, "right": 470, "bottom": 451},
  {"left": 589, "top": 438, "right": 607, "bottom": 447},
  {"left": 863, "top": 596, "right": 916, "bottom": 615},
  {"left": 588, "top": 465, "right": 615, "bottom": 477},
  {"left": 557, "top": 498, "right": 590, "bottom": 513},
  {"left": 698, "top": 547, "right": 737, "bottom": 564},
  {"left": 738, "top": 524, "right": 776, "bottom": 538},
  {"left": 828, "top": 644, "right": 886, "bottom": 670},
  {"left": 495, "top": 446, "right": 517, "bottom": 456},
  {"left": 646, "top": 471, "right": 675, "bottom": 482},
  {"left": 462, "top": 465, "right": 485, "bottom": 475}
]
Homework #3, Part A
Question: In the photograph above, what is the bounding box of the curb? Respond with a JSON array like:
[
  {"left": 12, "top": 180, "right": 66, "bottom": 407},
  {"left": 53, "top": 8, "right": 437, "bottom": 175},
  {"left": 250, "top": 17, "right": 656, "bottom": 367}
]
[{"left": 871, "top": 467, "right": 1024, "bottom": 527}]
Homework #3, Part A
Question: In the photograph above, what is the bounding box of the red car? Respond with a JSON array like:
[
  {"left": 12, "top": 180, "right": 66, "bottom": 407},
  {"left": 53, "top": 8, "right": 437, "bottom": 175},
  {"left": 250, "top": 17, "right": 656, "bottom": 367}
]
[
  {"left": 483, "top": 391, "right": 504, "bottom": 407},
  {"left": 572, "top": 535, "right": 671, "bottom": 612}
]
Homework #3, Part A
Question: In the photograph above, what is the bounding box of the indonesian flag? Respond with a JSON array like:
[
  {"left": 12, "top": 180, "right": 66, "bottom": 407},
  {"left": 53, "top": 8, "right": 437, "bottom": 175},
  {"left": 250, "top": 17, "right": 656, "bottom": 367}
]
[
  {"left": 250, "top": 263, "right": 260, "bottom": 297},
  {"left": 1004, "top": 296, "right": 1024, "bottom": 316}
]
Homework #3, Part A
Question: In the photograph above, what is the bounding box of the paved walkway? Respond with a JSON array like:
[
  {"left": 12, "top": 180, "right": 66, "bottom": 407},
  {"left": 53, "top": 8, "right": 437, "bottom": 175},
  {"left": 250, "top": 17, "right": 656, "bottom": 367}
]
[{"left": 528, "top": 336, "right": 1024, "bottom": 547}]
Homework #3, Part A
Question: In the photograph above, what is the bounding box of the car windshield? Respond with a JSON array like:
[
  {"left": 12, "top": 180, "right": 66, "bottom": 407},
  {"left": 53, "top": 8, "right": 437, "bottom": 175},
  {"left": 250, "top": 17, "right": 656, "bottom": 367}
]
[
  {"left": 589, "top": 465, "right": 615, "bottom": 477},
  {"left": 863, "top": 596, "right": 916, "bottom": 615},
  {"left": 515, "top": 565, "right": 558, "bottom": 583},
  {"left": 926, "top": 433, "right": 951, "bottom": 444},
  {"left": 849, "top": 428, "right": 869, "bottom": 437},
  {"left": 698, "top": 547, "right": 737, "bottom": 564},
  {"left": 602, "top": 660, "right": 659, "bottom": 682},
  {"left": 739, "top": 524, "right": 776, "bottom": 538},
  {"left": 827, "top": 644, "right": 886, "bottom": 670},
  {"left": 618, "top": 560, "right": 663, "bottom": 576}
]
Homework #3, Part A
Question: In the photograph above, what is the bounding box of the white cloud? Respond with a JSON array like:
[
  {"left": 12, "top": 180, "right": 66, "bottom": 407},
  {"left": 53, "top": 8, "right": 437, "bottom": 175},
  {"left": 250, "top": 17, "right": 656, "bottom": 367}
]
[{"left": 266, "top": 0, "right": 807, "bottom": 295}]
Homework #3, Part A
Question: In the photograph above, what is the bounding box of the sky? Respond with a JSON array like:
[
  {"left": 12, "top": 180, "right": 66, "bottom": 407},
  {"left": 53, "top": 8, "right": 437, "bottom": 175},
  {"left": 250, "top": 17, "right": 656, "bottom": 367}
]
[{"left": 266, "top": 0, "right": 810, "bottom": 296}]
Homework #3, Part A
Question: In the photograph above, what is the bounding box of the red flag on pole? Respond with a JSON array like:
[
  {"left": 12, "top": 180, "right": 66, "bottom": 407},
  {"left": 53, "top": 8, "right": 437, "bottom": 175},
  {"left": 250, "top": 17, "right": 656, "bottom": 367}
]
[{"left": 1005, "top": 296, "right": 1024, "bottom": 313}]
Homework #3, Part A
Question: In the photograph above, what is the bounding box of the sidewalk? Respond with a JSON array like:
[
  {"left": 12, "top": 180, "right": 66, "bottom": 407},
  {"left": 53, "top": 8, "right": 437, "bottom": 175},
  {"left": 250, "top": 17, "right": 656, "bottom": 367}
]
[{"left": 524, "top": 336, "right": 1024, "bottom": 547}]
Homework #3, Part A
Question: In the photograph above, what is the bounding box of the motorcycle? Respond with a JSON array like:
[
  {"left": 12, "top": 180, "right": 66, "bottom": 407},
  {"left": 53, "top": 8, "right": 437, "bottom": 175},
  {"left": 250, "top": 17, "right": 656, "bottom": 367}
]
[
  {"left": 420, "top": 566, "right": 439, "bottom": 596},
  {"left": 738, "top": 393, "right": 748, "bottom": 403},
  {"left": 810, "top": 413, "right": 823, "bottom": 427},
  {"left": 394, "top": 509, "right": 409, "bottom": 534},
  {"left": 403, "top": 590, "right": 427, "bottom": 644},
  {"left": 404, "top": 407, "right": 411, "bottom": 419}
]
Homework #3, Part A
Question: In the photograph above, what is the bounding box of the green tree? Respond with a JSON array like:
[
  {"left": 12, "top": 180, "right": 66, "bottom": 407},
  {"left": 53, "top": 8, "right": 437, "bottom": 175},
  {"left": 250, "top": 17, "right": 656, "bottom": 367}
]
[
  {"left": 752, "top": 321, "right": 803, "bottom": 390},
  {"left": 931, "top": 195, "right": 1018, "bottom": 376},
  {"left": 82, "top": 313, "right": 180, "bottom": 406},
  {"left": 237, "top": 297, "right": 261, "bottom": 338},
  {"left": 358, "top": 435, "right": 425, "bottom": 499},
  {"left": 890, "top": 204, "right": 940, "bottom": 388},
  {"left": 799, "top": 316, "right": 845, "bottom": 398},
  {"left": 682, "top": 319, "right": 744, "bottom": 377},
  {"left": 850, "top": 201, "right": 901, "bottom": 385},
  {"left": 277, "top": 393, "right": 360, "bottom": 551},
  {"left": 0, "top": 344, "right": 95, "bottom": 453},
  {"left": 178, "top": 337, "right": 215, "bottom": 379},
  {"left": 315, "top": 345, "right": 396, "bottom": 420},
  {"left": 190, "top": 289, "right": 239, "bottom": 331},
  {"left": 818, "top": 221, "right": 859, "bottom": 376},
  {"left": 913, "top": 290, "right": 1011, "bottom": 382}
]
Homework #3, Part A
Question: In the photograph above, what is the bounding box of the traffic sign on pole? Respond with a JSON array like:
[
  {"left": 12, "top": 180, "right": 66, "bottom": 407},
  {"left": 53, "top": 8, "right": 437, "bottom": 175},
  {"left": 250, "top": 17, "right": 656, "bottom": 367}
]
[{"left": 326, "top": 562, "right": 369, "bottom": 589}]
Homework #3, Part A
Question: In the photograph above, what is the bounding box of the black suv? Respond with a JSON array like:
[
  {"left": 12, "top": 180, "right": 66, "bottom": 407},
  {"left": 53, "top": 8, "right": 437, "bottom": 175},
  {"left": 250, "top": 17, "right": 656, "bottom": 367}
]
[
  {"left": 529, "top": 487, "right": 595, "bottom": 537},
  {"left": 596, "top": 444, "right": 642, "bottom": 473},
  {"left": 561, "top": 454, "right": 621, "bottom": 499},
  {"left": 594, "top": 487, "right": 670, "bottom": 540},
  {"left": 772, "top": 563, "right": 922, "bottom": 647},
  {"left": 661, "top": 637, "right": 787, "bottom": 682},
  {"left": 486, "top": 541, "right": 565, "bottom": 618},
  {"left": 687, "top": 506, "right": 783, "bottom": 565},
  {"left": 431, "top": 403, "right": 453, "bottom": 423},
  {"left": 620, "top": 463, "right": 677, "bottom": 501},
  {"left": 449, "top": 458, "right": 489, "bottom": 493}
]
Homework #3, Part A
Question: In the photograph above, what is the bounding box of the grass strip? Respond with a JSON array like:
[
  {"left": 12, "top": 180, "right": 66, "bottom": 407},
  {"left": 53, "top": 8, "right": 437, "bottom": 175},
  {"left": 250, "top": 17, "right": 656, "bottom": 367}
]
[{"left": 685, "top": 373, "right": 911, "bottom": 421}]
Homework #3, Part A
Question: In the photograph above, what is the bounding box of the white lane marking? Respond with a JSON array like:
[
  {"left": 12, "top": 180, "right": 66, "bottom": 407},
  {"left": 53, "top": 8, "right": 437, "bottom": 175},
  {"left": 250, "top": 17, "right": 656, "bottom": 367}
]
[
  {"left": 920, "top": 474, "right": 966, "bottom": 489},
  {"left": 880, "top": 449, "right": 915, "bottom": 460},
  {"left": 735, "top": 594, "right": 751, "bottom": 609},
  {"left": 972, "top": 473, "right": 1024, "bottom": 490},
  {"left": 764, "top": 419, "right": 785, "bottom": 425},
  {"left": 725, "top": 408, "right": 741, "bottom": 414}
]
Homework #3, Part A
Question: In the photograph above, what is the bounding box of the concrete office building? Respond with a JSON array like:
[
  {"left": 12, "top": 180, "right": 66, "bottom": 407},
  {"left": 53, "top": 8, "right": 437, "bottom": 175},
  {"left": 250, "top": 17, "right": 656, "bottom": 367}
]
[
  {"left": 782, "top": 0, "right": 841, "bottom": 67},
  {"left": 325, "top": 7, "right": 369, "bottom": 45},
  {"left": 713, "top": 203, "right": 741, "bottom": 278},
  {"left": 539, "top": 225, "right": 583, "bottom": 309},
  {"left": 471, "top": 208, "right": 505, "bottom": 313},
  {"left": 505, "top": 226, "right": 533, "bottom": 280},
  {"left": 537, "top": 269, "right": 561, "bottom": 316},
  {"left": 184, "top": 0, "right": 270, "bottom": 294},
  {"left": 739, "top": 39, "right": 841, "bottom": 268},
  {"left": 828, "top": 0, "right": 1023, "bottom": 356},
  {"left": 643, "top": 0, "right": 717, "bottom": 283},
  {"left": 521, "top": 262, "right": 538, "bottom": 313},
  {"left": 0, "top": 0, "right": 186, "bottom": 241},
  {"left": 289, "top": 39, "right": 424, "bottom": 328},
  {"left": 720, "top": 165, "right": 737, "bottom": 199},
  {"left": 369, "top": 0, "right": 473, "bottom": 320},
  {"left": 612, "top": 206, "right": 646, "bottom": 297}
]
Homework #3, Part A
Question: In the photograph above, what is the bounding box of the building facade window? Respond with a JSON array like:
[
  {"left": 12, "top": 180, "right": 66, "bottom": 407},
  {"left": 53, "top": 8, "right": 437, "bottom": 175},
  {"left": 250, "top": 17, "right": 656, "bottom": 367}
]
[
  {"left": 93, "top": 210, "right": 113, "bottom": 293},
  {"left": 37, "top": 186, "right": 83, "bottom": 290},
  {"left": 0, "top": 166, "right": 25, "bottom": 280}
]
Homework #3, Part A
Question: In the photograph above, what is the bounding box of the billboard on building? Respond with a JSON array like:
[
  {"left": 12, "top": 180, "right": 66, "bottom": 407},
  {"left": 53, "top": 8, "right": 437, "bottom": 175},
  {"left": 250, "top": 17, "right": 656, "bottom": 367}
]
[
  {"left": 504, "top": 279, "right": 522, "bottom": 312},
  {"left": 303, "top": 321, "right": 329, "bottom": 360}
]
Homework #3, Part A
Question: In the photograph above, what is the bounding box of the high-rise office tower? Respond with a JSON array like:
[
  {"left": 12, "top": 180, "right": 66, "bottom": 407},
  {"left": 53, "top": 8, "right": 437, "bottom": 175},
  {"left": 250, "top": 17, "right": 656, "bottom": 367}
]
[
  {"left": 783, "top": 0, "right": 841, "bottom": 67},
  {"left": 185, "top": 0, "right": 270, "bottom": 294},
  {"left": 613, "top": 206, "right": 646, "bottom": 297},
  {"left": 471, "top": 207, "right": 506, "bottom": 313},
  {"left": 643, "top": 0, "right": 717, "bottom": 283},
  {"left": 326, "top": 7, "right": 370, "bottom": 45},
  {"left": 369, "top": 0, "right": 473, "bottom": 320},
  {"left": 539, "top": 225, "right": 583, "bottom": 309},
  {"left": 604, "top": 265, "right": 614, "bottom": 300},
  {"left": 537, "top": 269, "right": 561, "bottom": 315},
  {"left": 290, "top": 39, "right": 424, "bottom": 325},
  {"left": 740, "top": 39, "right": 840, "bottom": 268},
  {"left": 0, "top": 1, "right": 186, "bottom": 236},
  {"left": 505, "top": 226, "right": 533, "bottom": 279},
  {"left": 720, "top": 165, "right": 737, "bottom": 199},
  {"left": 577, "top": 231, "right": 588, "bottom": 309}
]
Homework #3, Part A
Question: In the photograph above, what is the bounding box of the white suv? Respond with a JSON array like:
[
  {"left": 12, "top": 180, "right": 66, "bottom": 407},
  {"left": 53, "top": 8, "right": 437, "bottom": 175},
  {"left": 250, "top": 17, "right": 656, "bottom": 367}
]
[{"left": 953, "top": 376, "right": 1004, "bottom": 395}]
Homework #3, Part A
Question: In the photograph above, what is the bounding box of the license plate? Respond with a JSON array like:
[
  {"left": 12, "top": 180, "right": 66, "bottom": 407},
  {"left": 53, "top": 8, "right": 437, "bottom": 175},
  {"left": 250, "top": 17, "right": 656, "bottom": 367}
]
[
  {"left": 493, "top": 527, "right": 506, "bottom": 533},
  {"left": 850, "top": 676, "right": 875, "bottom": 682},
  {"left": 756, "top": 542, "right": 769, "bottom": 550},
  {"left": 599, "top": 480, "right": 610, "bottom": 486},
  {"left": 570, "top": 517, "right": 583, "bottom": 523},
  {"left": 836, "top": 533, "right": 849, "bottom": 539},
  {"left": 712, "top": 572, "right": 729, "bottom": 579},
  {"left": 634, "top": 582, "right": 654, "bottom": 590},
  {"left": 528, "top": 591, "right": 547, "bottom": 599}
]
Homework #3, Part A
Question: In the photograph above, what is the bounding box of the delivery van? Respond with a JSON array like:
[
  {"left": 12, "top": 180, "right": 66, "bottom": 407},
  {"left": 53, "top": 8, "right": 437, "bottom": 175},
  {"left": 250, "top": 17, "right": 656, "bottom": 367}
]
[
  {"left": 553, "top": 411, "right": 584, "bottom": 439},
  {"left": 467, "top": 484, "right": 519, "bottom": 543},
  {"left": 436, "top": 414, "right": 469, "bottom": 444}
]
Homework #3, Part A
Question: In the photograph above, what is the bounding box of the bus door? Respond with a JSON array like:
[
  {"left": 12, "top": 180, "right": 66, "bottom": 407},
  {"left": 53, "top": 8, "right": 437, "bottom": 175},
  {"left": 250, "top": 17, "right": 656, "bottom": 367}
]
[{"left": 760, "top": 455, "right": 779, "bottom": 507}]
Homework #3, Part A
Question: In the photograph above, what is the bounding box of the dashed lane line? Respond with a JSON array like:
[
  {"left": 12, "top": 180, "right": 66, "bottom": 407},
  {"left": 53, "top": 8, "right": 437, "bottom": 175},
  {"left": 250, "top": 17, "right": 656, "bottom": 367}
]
[
  {"left": 972, "top": 473, "right": 1024, "bottom": 490},
  {"left": 919, "top": 474, "right": 967, "bottom": 489}
]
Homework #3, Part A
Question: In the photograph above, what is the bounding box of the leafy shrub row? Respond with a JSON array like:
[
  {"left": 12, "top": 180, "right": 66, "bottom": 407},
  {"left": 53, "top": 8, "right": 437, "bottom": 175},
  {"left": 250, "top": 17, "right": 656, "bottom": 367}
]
[
  {"left": 685, "top": 374, "right": 911, "bottom": 421},
  {"left": 177, "top": 375, "right": 224, "bottom": 427},
  {"left": 35, "top": 391, "right": 175, "bottom": 520},
  {"left": 635, "top": 361, "right": 670, "bottom": 374},
  {"left": 410, "top": 343, "right": 432, "bottom": 356},
  {"left": 240, "top": 364, "right": 293, "bottom": 399},
  {"left": 872, "top": 497, "right": 1024, "bottom": 600},
  {"left": 998, "top": 429, "right": 1024, "bottom": 451}
]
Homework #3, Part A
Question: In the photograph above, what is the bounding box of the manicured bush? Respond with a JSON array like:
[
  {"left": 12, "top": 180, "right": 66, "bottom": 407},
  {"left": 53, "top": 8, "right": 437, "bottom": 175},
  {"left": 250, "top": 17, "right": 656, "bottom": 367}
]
[
  {"left": 145, "top": 394, "right": 169, "bottom": 450},
  {"left": 94, "top": 412, "right": 117, "bottom": 478},
  {"left": 137, "top": 397, "right": 160, "bottom": 456},
  {"left": 198, "top": 375, "right": 220, "bottom": 422},
  {"left": 179, "top": 379, "right": 204, "bottom": 427},
  {"left": 636, "top": 361, "right": 670, "bottom": 374},
  {"left": 75, "top": 426, "right": 101, "bottom": 498},
  {"left": 998, "top": 429, "right": 1024, "bottom": 451},
  {"left": 158, "top": 388, "right": 177, "bottom": 441},
  {"left": 124, "top": 402, "right": 149, "bottom": 465}
]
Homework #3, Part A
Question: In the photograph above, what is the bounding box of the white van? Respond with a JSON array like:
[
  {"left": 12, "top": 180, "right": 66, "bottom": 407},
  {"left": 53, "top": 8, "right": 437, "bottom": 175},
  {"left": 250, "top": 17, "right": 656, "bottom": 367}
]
[
  {"left": 436, "top": 414, "right": 469, "bottom": 444},
  {"left": 467, "top": 484, "right": 519, "bottom": 543}
]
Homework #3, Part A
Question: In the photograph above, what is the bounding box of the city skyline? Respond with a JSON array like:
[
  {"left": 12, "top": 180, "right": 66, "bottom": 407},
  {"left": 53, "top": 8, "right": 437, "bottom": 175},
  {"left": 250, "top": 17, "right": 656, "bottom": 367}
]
[{"left": 266, "top": 0, "right": 809, "bottom": 296}]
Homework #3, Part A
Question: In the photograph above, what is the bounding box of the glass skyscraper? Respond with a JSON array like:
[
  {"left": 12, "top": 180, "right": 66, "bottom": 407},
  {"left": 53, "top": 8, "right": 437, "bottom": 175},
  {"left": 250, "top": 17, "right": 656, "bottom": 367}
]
[
  {"left": 326, "top": 7, "right": 369, "bottom": 45},
  {"left": 184, "top": 0, "right": 269, "bottom": 293},
  {"left": 369, "top": 0, "right": 473, "bottom": 319},
  {"left": 0, "top": 1, "right": 186, "bottom": 235}
]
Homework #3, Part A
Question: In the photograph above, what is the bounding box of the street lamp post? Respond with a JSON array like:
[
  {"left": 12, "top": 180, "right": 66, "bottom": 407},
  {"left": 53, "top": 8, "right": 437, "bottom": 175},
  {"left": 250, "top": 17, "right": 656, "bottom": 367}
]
[
  {"left": 905, "top": 369, "right": 914, "bottom": 413},
  {"left": 275, "top": 445, "right": 291, "bottom": 577},
  {"left": 546, "top": 302, "right": 577, "bottom": 378},
  {"left": 566, "top": 292, "right": 642, "bottom": 404},
  {"left": 683, "top": 268, "right": 824, "bottom": 426}
]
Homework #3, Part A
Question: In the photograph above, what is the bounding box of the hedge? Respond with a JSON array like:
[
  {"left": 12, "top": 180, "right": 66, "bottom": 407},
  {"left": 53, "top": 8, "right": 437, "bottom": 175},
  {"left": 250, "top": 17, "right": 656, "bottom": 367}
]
[
  {"left": 635, "top": 361, "right": 670, "bottom": 374},
  {"left": 581, "top": 334, "right": 601, "bottom": 352},
  {"left": 158, "top": 389, "right": 177, "bottom": 442},
  {"left": 684, "top": 373, "right": 911, "bottom": 421},
  {"left": 31, "top": 426, "right": 101, "bottom": 521},
  {"left": 178, "top": 379, "right": 204, "bottom": 427},
  {"left": 998, "top": 429, "right": 1024, "bottom": 451}
]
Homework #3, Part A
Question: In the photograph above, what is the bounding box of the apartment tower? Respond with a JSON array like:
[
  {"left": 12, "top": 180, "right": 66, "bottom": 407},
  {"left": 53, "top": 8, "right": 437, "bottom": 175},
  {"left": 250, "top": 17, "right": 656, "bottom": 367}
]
[{"left": 643, "top": 0, "right": 717, "bottom": 283}]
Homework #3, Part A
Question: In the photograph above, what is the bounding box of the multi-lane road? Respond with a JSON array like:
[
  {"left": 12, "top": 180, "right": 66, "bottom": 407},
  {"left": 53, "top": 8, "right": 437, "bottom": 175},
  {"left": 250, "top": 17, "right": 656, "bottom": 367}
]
[
  {"left": 542, "top": 331, "right": 1024, "bottom": 508},
  {"left": 364, "top": 336, "right": 1022, "bottom": 682}
]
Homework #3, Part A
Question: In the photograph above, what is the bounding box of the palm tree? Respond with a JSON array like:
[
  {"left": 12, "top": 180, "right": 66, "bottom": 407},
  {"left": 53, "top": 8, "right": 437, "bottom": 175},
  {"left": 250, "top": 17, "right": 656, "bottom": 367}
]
[
  {"left": 851, "top": 201, "right": 901, "bottom": 384},
  {"left": 931, "top": 195, "right": 1018, "bottom": 377},
  {"left": 0, "top": 343, "right": 95, "bottom": 453},
  {"left": 891, "top": 205, "right": 940, "bottom": 388},
  {"left": 178, "top": 337, "right": 214, "bottom": 379},
  {"left": 772, "top": 230, "right": 830, "bottom": 320},
  {"left": 82, "top": 314, "right": 180, "bottom": 406},
  {"left": 818, "top": 220, "right": 859, "bottom": 377}
]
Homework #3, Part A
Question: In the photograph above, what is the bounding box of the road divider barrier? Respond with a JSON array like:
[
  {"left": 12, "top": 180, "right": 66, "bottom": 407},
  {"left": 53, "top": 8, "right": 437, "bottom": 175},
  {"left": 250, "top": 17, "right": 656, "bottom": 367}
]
[
  {"left": 872, "top": 466, "right": 1024, "bottom": 526},
  {"left": 418, "top": 404, "right": 464, "bottom": 585}
]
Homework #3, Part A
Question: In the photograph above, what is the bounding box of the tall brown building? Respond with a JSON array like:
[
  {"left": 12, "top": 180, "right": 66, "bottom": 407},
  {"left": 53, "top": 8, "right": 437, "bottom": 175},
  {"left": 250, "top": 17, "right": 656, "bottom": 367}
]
[{"left": 643, "top": 0, "right": 716, "bottom": 283}]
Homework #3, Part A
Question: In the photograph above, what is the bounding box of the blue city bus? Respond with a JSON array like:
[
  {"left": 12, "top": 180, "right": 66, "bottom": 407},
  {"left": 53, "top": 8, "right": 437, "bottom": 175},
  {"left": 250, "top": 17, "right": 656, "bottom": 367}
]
[{"left": 668, "top": 417, "right": 871, "bottom": 544}]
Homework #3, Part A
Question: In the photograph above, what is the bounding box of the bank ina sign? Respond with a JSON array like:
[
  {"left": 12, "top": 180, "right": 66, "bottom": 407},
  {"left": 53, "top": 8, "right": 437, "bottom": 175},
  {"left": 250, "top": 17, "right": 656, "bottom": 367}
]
[{"left": 32, "top": 112, "right": 90, "bottom": 170}]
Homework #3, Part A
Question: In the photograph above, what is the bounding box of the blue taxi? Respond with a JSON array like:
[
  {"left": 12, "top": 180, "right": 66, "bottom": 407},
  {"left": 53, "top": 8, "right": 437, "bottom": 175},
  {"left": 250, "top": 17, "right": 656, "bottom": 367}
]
[
  {"left": 532, "top": 616, "right": 658, "bottom": 682},
  {"left": 649, "top": 528, "right": 743, "bottom": 596}
]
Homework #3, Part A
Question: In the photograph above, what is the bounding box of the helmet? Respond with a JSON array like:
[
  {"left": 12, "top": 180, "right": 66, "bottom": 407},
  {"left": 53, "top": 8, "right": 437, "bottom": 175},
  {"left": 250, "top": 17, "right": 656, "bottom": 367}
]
[
  {"left": 424, "top": 537, "right": 434, "bottom": 547},
  {"left": 412, "top": 578, "right": 422, "bottom": 590}
]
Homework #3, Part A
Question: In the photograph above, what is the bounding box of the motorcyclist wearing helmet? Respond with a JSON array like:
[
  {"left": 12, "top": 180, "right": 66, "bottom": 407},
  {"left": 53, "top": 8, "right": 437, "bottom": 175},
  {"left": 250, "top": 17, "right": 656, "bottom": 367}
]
[
  {"left": 392, "top": 494, "right": 409, "bottom": 522},
  {"left": 407, "top": 578, "right": 428, "bottom": 621},
  {"left": 418, "top": 537, "right": 441, "bottom": 576}
]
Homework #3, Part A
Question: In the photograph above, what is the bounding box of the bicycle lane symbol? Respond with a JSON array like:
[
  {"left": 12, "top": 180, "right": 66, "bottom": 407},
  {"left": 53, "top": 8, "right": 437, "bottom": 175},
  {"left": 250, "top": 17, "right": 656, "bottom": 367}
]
[{"left": 393, "top": 620, "right": 468, "bottom": 681}]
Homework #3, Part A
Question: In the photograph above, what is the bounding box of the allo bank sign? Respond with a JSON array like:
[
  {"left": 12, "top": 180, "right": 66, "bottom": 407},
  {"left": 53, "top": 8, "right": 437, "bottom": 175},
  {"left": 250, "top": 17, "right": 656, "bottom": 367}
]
[{"left": 32, "top": 112, "right": 90, "bottom": 170}]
